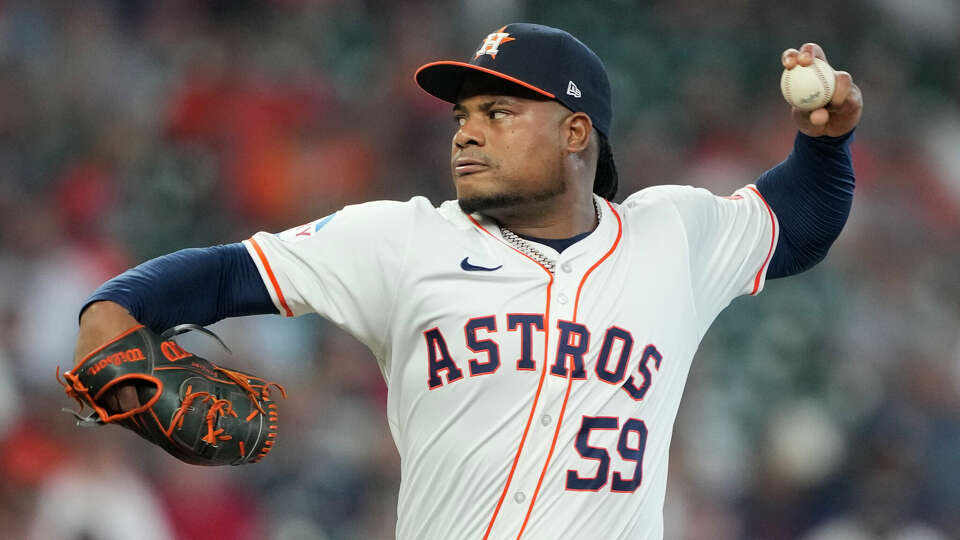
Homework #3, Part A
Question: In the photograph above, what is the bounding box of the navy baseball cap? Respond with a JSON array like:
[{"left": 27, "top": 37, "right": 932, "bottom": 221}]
[{"left": 415, "top": 23, "right": 612, "bottom": 136}]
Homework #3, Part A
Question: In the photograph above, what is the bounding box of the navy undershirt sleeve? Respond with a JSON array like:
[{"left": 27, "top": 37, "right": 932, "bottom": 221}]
[
  {"left": 756, "top": 130, "right": 855, "bottom": 279},
  {"left": 82, "top": 243, "right": 278, "bottom": 333}
]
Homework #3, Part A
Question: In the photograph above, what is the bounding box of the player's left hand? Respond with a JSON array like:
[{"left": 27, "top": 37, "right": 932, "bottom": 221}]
[{"left": 782, "top": 43, "right": 863, "bottom": 137}]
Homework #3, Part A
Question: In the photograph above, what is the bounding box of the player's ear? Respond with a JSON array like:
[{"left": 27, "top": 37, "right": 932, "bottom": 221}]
[{"left": 563, "top": 112, "right": 592, "bottom": 154}]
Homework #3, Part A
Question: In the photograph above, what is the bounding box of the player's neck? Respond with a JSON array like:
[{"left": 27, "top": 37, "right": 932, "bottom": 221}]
[{"left": 495, "top": 196, "right": 598, "bottom": 239}]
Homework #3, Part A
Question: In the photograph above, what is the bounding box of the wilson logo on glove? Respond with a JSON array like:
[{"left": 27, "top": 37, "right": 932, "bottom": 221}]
[
  {"left": 87, "top": 347, "right": 146, "bottom": 375},
  {"left": 161, "top": 340, "right": 191, "bottom": 362},
  {"left": 57, "top": 324, "right": 286, "bottom": 466}
]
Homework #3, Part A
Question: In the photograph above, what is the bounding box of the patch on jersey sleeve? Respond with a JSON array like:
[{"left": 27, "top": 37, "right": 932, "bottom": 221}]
[{"left": 275, "top": 212, "right": 338, "bottom": 242}]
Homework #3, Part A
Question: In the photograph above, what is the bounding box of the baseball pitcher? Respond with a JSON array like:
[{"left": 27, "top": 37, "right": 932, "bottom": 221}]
[{"left": 65, "top": 23, "right": 861, "bottom": 539}]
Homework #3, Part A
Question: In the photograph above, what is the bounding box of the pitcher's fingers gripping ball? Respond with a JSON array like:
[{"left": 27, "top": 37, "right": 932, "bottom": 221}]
[
  {"left": 780, "top": 56, "right": 835, "bottom": 111},
  {"left": 58, "top": 324, "right": 286, "bottom": 466}
]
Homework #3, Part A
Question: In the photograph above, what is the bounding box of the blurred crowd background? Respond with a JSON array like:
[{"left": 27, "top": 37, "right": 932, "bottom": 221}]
[{"left": 0, "top": 1, "right": 957, "bottom": 539}]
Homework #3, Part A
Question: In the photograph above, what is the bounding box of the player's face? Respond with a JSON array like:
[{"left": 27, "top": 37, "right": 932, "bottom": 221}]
[{"left": 452, "top": 75, "right": 572, "bottom": 216}]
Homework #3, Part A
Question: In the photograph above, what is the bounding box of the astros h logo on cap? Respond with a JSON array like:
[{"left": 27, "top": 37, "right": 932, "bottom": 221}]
[
  {"left": 415, "top": 23, "right": 613, "bottom": 137},
  {"left": 474, "top": 26, "right": 516, "bottom": 59}
]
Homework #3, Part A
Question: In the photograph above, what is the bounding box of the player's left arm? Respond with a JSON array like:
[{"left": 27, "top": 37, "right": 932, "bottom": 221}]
[{"left": 757, "top": 42, "right": 863, "bottom": 278}]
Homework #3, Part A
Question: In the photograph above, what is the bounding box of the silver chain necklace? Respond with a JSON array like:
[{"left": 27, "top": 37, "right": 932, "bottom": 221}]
[{"left": 498, "top": 199, "right": 602, "bottom": 275}]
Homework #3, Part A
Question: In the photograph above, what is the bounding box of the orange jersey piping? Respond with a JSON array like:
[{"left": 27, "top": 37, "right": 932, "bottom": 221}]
[
  {"left": 516, "top": 200, "right": 623, "bottom": 538},
  {"left": 247, "top": 237, "right": 294, "bottom": 317},
  {"left": 745, "top": 186, "right": 777, "bottom": 295},
  {"left": 465, "top": 215, "right": 554, "bottom": 540}
]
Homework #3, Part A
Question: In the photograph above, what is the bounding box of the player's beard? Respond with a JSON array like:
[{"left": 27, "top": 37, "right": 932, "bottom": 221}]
[{"left": 457, "top": 178, "right": 567, "bottom": 216}]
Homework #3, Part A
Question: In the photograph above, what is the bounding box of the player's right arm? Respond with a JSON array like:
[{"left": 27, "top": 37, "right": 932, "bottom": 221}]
[
  {"left": 625, "top": 44, "right": 860, "bottom": 334},
  {"left": 623, "top": 127, "right": 854, "bottom": 337}
]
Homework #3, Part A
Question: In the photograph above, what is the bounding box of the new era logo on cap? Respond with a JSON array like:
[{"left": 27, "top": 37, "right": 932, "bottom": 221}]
[{"left": 567, "top": 81, "right": 582, "bottom": 98}]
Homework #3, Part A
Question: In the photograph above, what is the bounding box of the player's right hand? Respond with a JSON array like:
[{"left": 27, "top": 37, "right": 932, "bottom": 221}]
[{"left": 781, "top": 43, "right": 863, "bottom": 137}]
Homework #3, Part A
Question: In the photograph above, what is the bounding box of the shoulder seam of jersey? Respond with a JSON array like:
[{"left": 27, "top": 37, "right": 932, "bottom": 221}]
[
  {"left": 377, "top": 200, "right": 419, "bottom": 360},
  {"left": 680, "top": 205, "right": 701, "bottom": 331}
]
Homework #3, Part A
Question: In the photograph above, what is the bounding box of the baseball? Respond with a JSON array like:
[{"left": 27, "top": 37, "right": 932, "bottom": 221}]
[{"left": 780, "top": 57, "right": 836, "bottom": 110}]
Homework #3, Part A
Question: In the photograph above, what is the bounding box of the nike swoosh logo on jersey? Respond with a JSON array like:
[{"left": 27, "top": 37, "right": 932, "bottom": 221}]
[{"left": 460, "top": 257, "right": 502, "bottom": 272}]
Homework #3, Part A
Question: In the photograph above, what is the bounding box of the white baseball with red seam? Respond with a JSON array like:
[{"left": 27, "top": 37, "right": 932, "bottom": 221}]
[{"left": 780, "top": 57, "right": 836, "bottom": 111}]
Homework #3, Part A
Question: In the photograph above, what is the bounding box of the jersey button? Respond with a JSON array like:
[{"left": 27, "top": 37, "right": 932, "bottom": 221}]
[
  {"left": 561, "top": 263, "right": 572, "bottom": 273},
  {"left": 557, "top": 293, "right": 569, "bottom": 304},
  {"left": 540, "top": 414, "right": 552, "bottom": 426},
  {"left": 514, "top": 491, "right": 526, "bottom": 503}
]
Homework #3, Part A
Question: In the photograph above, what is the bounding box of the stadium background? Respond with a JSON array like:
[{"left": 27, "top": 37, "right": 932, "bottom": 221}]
[{"left": 0, "top": 1, "right": 957, "bottom": 538}]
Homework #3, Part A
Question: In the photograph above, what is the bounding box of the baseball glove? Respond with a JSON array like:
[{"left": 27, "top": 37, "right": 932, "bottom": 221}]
[{"left": 58, "top": 323, "right": 286, "bottom": 466}]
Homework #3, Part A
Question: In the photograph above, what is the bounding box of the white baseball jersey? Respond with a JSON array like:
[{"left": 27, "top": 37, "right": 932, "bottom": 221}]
[{"left": 243, "top": 184, "right": 778, "bottom": 540}]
